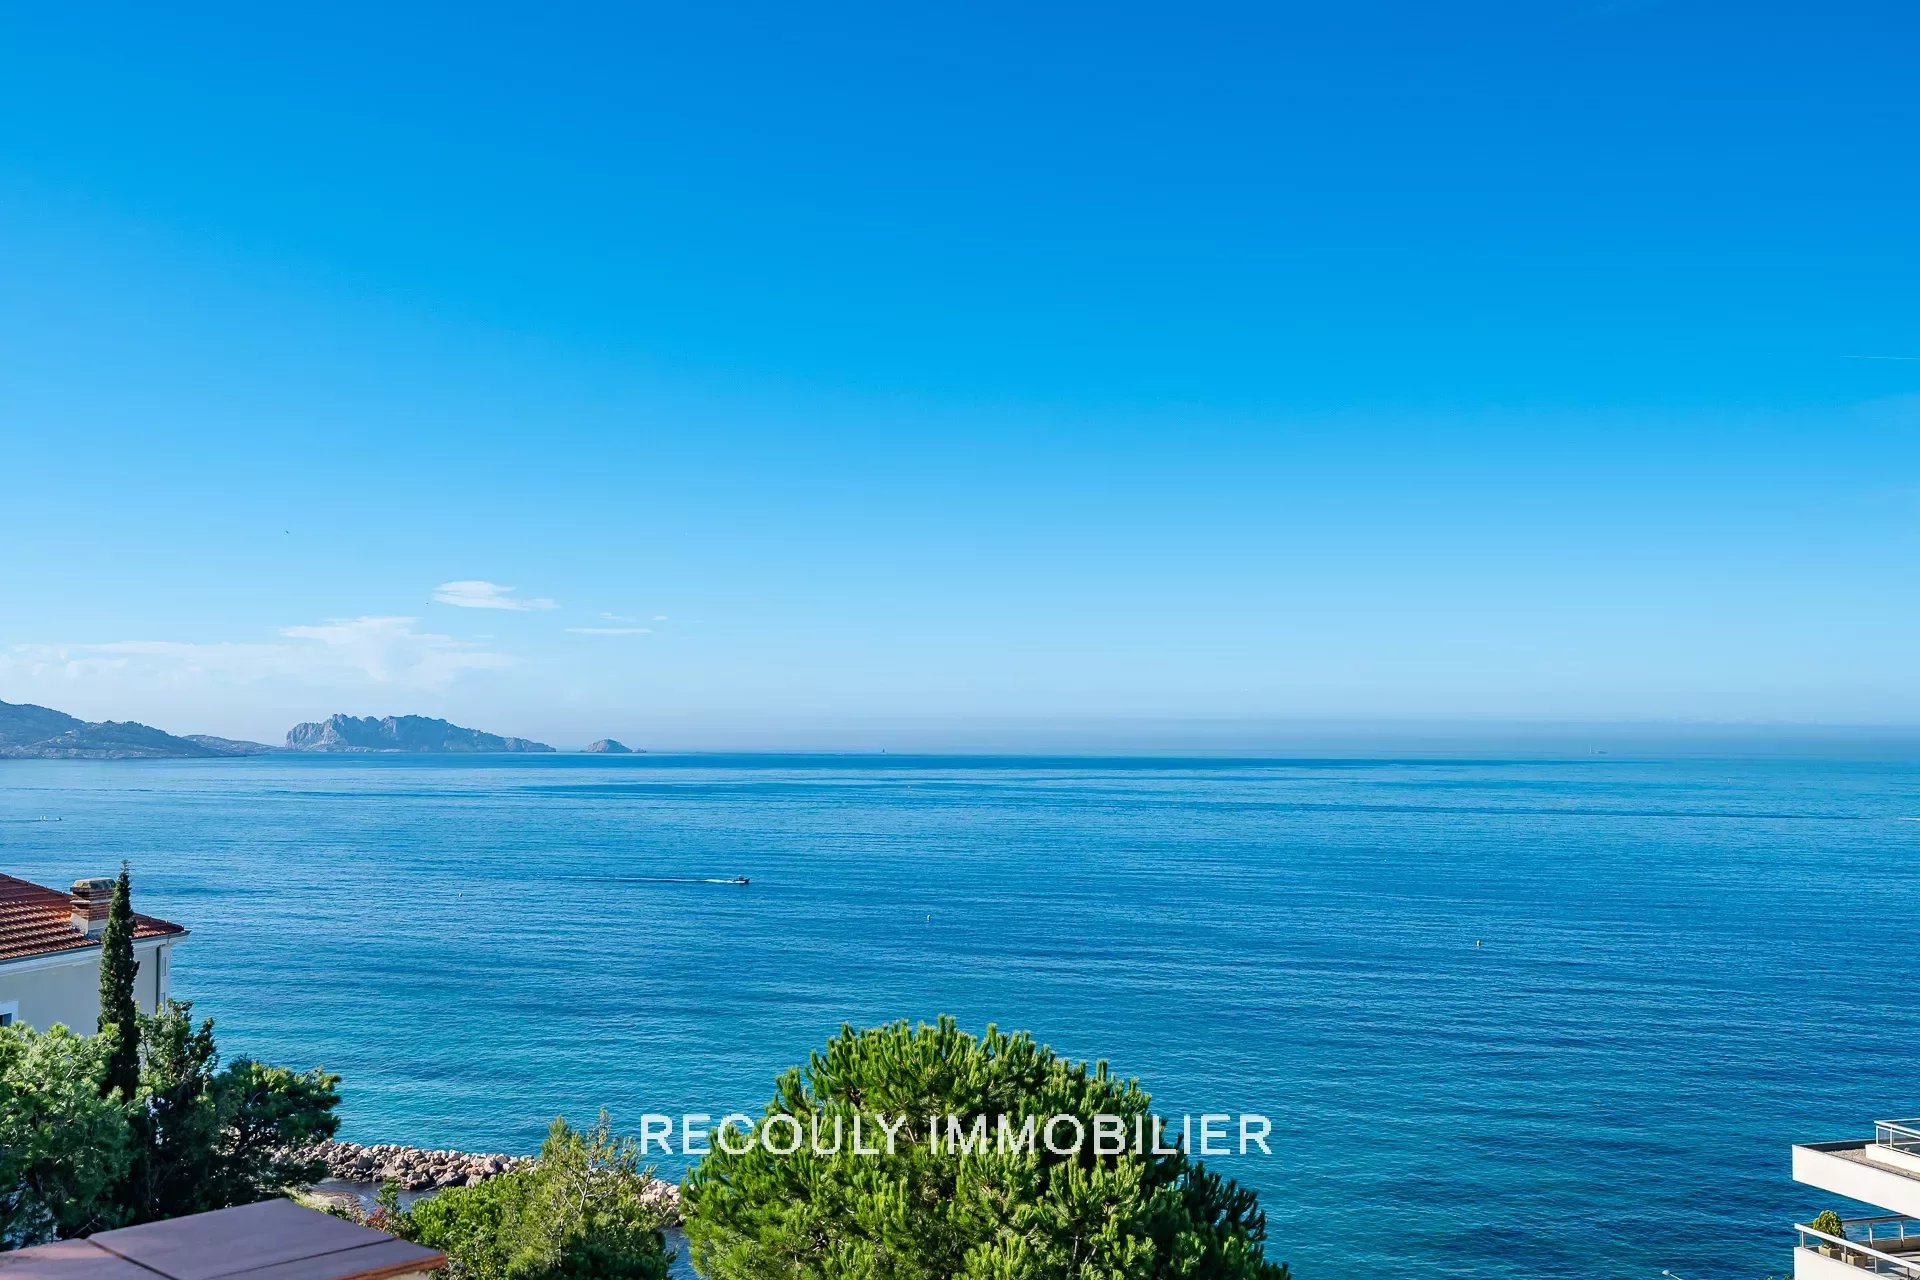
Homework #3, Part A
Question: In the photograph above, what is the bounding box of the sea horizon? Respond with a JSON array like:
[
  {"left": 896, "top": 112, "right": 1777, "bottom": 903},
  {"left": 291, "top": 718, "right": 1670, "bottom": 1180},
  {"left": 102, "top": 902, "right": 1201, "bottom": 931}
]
[{"left": 30, "top": 713, "right": 1920, "bottom": 760}]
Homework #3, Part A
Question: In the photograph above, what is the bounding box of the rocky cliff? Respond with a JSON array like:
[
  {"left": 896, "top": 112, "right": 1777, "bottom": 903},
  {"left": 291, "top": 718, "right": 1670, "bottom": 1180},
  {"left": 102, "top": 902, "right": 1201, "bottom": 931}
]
[{"left": 285, "top": 714, "right": 554, "bottom": 753}]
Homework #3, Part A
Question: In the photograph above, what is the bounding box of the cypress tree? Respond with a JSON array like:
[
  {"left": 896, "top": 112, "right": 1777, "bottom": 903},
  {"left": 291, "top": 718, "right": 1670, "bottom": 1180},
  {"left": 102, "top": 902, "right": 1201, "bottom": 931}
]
[{"left": 98, "top": 862, "right": 140, "bottom": 1100}]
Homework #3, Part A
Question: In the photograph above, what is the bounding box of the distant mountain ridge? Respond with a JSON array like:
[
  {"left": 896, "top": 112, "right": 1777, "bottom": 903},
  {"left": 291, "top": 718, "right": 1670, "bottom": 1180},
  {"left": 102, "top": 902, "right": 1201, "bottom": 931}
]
[
  {"left": 2, "top": 699, "right": 569, "bottom": 758},
  {"left": 285, "top": 714, "right": 555, "bottom": 754},
  {"left": 0, "top": 699, "right": 271, "bottom": 759}
]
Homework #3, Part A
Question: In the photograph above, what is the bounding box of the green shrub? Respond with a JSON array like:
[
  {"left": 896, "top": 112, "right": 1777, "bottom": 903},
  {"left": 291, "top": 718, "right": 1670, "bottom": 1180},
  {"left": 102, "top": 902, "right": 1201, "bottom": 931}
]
[
  {"left": 0, "top": 999, "right": 339, "bottom": 1249},
  {"left": 402, "top": 1114, "right": 670, "bottom": 1280},
  {"left": 682, "top": 1016, "right": 1292, "bottom": 1280},
  {"left": 0, "top": 1023, "right": 131, "bottom": 1245},
  {"left": 407, "top": 1172, "right": 531, "bottom": 1280},
  {"left": 118, "top": 1000, "right": 340, "bottom": 1223},
  {"left": 1810, "top": 1210, "right": 1848, "bottom": 1239}
]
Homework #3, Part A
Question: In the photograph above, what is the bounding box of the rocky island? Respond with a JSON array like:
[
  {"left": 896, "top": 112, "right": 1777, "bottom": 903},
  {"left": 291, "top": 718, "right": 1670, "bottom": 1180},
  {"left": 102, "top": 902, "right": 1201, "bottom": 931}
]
[
  {"left": 0, "top": 699, "right": 273, "bottom": 759},
  {"left": 582, "top": 738, "right": 634, "bottom": 753},
  {"left": 285, "top": 714, "right": 555, "bottom": 753}
]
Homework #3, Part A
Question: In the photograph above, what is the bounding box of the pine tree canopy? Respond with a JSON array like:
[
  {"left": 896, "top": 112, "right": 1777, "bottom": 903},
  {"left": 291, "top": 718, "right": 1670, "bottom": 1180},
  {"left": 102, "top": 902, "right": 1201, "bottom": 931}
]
[{"left": 682, "top": 1017, "right": 1292, "bottom": 1280}]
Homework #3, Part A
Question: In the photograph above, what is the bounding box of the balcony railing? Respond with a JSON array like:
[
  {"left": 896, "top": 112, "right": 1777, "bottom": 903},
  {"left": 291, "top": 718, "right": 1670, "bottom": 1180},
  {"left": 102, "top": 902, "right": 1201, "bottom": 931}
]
[
  {"left": 1798, "top": 1218, "right": 1920, "bottom": 1277},
  {"left": 1876, "top": 1121, "right": 1920, "bottom": 1156},
  {"left": 1848, "top": 1216, "right": 1920, "bottom": 1248}
]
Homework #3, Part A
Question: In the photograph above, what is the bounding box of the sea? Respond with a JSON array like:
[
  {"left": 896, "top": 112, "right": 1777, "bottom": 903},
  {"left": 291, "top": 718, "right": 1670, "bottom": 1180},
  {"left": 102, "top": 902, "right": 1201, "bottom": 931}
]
[{"left": 3, "top": 749, "right": 1916, "bottom": 1280}]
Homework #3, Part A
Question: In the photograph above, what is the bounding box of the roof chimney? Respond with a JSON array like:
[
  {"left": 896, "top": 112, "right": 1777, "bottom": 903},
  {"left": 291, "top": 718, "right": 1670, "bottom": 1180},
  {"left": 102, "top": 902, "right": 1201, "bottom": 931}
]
[{"left": 70, "top": 877, "right": 114, "bottom": 937}]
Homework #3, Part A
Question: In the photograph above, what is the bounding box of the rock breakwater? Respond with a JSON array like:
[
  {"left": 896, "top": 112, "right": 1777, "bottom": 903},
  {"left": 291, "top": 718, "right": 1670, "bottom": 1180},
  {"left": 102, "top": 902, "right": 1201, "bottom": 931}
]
[
  {"left": 294, "top": 1138, "right": 682, "bottom": 1221},
  {"left": 299, "top": 1138, "right": 534, "bottom": 1189}
]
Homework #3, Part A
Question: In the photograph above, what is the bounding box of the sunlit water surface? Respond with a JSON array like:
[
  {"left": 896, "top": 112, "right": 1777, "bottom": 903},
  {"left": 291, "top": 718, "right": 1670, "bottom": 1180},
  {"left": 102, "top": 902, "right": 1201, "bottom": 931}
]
[{"left": 5, "top": 751, "right": 1915, "bottom": 1279}]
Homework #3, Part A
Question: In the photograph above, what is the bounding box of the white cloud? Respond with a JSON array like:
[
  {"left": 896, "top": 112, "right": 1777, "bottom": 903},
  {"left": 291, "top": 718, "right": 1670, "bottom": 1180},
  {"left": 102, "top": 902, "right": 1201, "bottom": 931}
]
[
  {"left": 565, "top": 627, "right": 652, "bottom": 636},
  {"left": 3, "top": 616, "right": 512, "bottom": 692},
  {"left": 432, "top": 580, "right": 557, "bottom": 611},
  {"left": 600, "top": 612, "right": 638, "bottom": 622}
]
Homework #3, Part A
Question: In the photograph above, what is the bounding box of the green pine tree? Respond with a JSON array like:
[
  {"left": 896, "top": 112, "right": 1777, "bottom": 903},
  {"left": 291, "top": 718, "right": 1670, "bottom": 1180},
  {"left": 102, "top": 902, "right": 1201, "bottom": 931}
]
[
  {"left": 98, "top": 863, "right": 140, "bottom": 1100},
  {"left": 683, "top": 1017, "right": 1293, "bottom": 1280}
]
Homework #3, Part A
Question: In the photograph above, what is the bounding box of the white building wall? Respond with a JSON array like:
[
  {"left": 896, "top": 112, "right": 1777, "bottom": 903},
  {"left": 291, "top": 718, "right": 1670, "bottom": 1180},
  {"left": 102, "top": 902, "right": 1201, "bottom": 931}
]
[
  {"left": 1796, "top": 1246, "right": 1877, "bottom": 1280},
  {"left": 0, "top": 939, "right": 176, "bottom": 1033},
  {"left": 1793, "top": 1143, "right": 1920, "bottom": 1219}
]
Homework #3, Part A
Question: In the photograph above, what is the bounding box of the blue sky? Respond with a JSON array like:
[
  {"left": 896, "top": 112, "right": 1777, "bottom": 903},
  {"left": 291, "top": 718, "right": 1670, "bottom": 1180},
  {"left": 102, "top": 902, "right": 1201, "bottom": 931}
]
[{"left": 1, "top": 2, "right": 1916, "bottom": 747}]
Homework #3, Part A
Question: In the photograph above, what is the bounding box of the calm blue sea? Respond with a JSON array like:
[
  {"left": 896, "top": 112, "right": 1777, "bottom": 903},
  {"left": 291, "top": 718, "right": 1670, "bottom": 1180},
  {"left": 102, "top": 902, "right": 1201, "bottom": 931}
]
[{"left": 3, "top": 751, "right": 1916, "bottom": 1279}]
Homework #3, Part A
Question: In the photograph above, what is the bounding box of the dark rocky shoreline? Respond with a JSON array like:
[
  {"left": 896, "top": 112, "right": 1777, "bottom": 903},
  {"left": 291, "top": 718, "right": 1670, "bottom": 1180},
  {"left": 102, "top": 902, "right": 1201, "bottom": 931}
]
[
  {"left": 297, "top": 1138, "right": 534, "bottom": 1190},
  {"left": 294, "top": 1138, "right": 682, "bottom": 1221}
]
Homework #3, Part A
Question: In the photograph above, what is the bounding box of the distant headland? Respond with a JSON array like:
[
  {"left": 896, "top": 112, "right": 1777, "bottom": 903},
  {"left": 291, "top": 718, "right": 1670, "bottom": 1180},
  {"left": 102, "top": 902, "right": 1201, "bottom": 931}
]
[
  {"left": 0, "top": 699, "right": 624, "bottom": 759},
  {"left": 285, "top": 714, "right": 554, "bottom": 754},
  {"left": 0, "top": 699, "right": 273, "bottom": 759}
]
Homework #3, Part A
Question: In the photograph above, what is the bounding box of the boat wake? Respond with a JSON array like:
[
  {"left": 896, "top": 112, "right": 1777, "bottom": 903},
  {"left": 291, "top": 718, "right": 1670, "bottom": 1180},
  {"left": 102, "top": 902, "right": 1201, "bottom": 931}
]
[{"left": 600, "top": 874, "right": 751, "bottom": 886}]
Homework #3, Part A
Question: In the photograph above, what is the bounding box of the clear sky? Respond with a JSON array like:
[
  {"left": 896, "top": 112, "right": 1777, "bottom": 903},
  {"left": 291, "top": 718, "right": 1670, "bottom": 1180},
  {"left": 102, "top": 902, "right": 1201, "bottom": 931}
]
[{"left": 2, "top": 2, "right": 1916, "bottom": 748}]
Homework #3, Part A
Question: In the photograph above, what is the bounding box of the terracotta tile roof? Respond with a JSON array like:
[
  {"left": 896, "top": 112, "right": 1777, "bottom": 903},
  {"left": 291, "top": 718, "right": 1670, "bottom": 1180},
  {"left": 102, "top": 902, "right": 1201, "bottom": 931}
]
[{"left": 0, "top": 873, "right": 186, "bottom": 965}]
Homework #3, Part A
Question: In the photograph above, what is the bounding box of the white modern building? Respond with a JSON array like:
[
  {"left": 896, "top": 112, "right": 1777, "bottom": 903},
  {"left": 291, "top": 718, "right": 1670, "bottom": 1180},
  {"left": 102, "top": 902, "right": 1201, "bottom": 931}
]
[
  {"left": 0, "top": 872, "right": 187, "bottom": 1032},
  {"left": 1793, "top": 1120, "right": 1920, "bottom": 1277}
]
